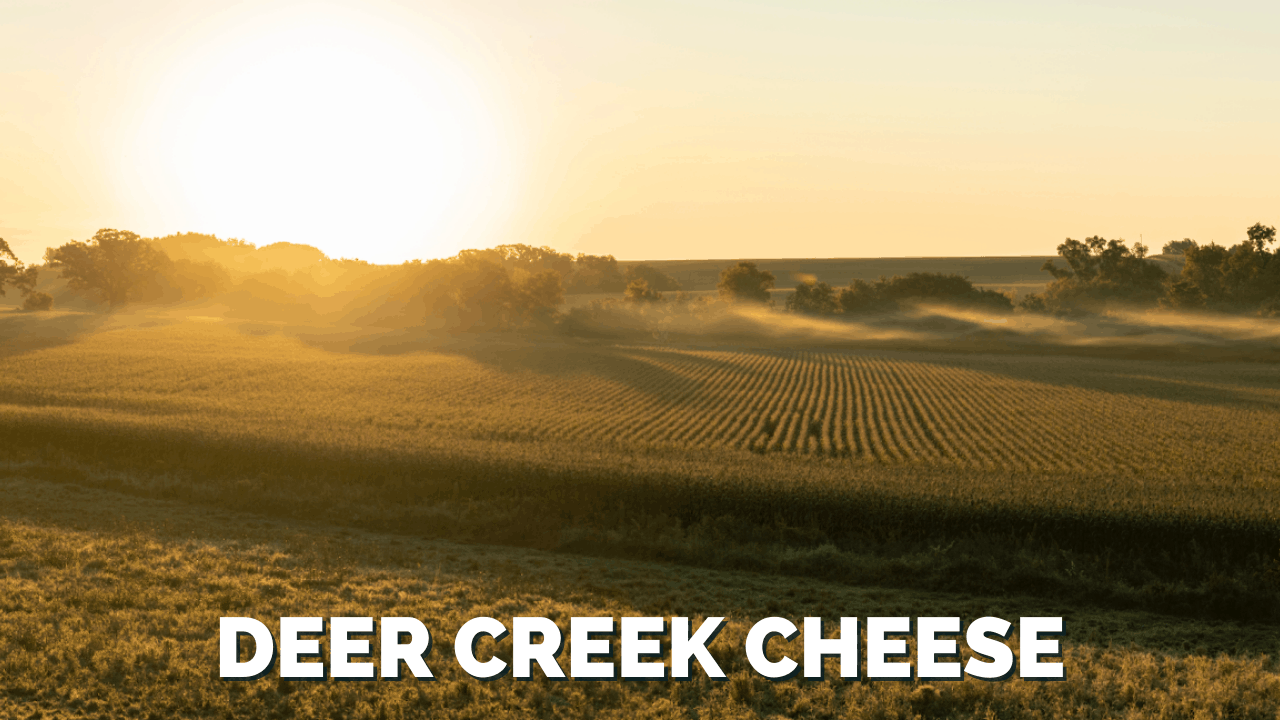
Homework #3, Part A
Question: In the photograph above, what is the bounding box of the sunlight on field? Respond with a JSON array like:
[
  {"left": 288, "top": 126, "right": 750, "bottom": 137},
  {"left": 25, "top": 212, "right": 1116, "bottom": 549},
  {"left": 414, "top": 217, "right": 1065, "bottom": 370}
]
[
  {"left": 3, "top": 478, "right": 1277, "bottom": 719},
  {"left": 1, "top": 315, "right": 1277, "bottom": 482}
]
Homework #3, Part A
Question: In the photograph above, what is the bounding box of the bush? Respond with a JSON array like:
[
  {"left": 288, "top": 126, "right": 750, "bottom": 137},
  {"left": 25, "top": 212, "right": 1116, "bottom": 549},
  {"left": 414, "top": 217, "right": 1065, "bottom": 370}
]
[
  {"left": 1160, "top": 279, "right": 1206, "bottom": 310},
  {"left": 624, "top": 279, "right": 663, "bottom": 303},
  {"left": 717, "top": 262, "right": 776, "bottom": 303},
  {"left": 624, "top": 264, "right": 681, "bottom": 292},
  {"left": 786, "top": 281, "right": 840, "bottom": 315},
  {"left": 839, "top": 273, "right": 1012, "bottom": 314},
  {"left": 21, "top": 291, "right": 53, "bottom": 312}
]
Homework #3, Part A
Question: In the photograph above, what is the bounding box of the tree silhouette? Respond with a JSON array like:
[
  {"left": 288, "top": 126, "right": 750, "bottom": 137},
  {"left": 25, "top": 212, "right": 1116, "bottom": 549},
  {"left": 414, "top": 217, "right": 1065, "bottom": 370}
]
[
  {"left": 1246, "top": 223, "right": 1277, "bottom": 252},
  {"left": 1173, "top": 223, "right": 1280, "bottom": 309},
  {"left": 624, "top": 278, "right": 663, "bottom": 303},
  {"left": 515, "top": 270, "right": 565, "bottom": 321},
  {"left": 0, "top": 238, "right": 40, "bottom": 303},
  {"left": 1162, "top": 239, "right": 1197, "bottom": 256},
  {"left": 568, "top": 254, "right": 627, "bottom": 293},
  {"left": 1035, "top": 236, "right": 1167, "bottom": 313},
  {"left": 717, "top": 262, "right": 775, "bottom": 303},
  {"left": 786, "top": 280, "right": 839, "bottom": 315},
  {"left": 623, "top": 264, "right": 681, "bottom": 292},
  {"left": 44, "top": 229, "right": 172, "bottom": 307}
]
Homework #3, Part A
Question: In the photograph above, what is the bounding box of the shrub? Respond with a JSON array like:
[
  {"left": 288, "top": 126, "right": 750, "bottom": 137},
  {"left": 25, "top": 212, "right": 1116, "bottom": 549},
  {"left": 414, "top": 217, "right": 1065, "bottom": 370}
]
[
  {"left": 786, "top": 281, "right": 840, "bottom": 315},
  {"left": 21, "top": 291, "right": 53, "bottom": 312},
  {"left": 625, "top": 278, "right": 663, "bottom": 303},
  {"left": 624, "top": 264, "right": 681, "bottom": 292},
  {"left": 839, "top": 273, "right": 1012, "bottom": 314},
  {"left": 717, "top": 262, "right": 775, "bottom": 303}
]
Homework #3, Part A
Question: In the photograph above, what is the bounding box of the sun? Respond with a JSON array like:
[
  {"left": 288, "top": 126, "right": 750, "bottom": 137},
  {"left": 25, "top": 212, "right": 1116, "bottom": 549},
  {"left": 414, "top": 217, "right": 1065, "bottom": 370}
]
[{"left": 128, "top": 9, "right": 508, "bottom": 264}]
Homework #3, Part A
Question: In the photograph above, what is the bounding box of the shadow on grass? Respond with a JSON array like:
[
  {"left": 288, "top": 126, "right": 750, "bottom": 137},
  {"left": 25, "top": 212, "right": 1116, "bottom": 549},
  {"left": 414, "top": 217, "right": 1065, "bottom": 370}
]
[
  {"left": 2, "top": 474, "right": 1275, "bottom": 659},
  {"left": 0, "top": 310, "right": 109, "bottom": 359}
]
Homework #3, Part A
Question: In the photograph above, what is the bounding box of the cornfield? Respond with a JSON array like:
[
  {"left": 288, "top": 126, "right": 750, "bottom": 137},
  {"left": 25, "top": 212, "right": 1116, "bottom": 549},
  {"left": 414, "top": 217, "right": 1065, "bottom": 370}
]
[
  {"left": 3, "top": 319, "right": 1279, "bottom": 622},
  {"left": 2, "top": 323, "right": 1278, "bottom": 480}
]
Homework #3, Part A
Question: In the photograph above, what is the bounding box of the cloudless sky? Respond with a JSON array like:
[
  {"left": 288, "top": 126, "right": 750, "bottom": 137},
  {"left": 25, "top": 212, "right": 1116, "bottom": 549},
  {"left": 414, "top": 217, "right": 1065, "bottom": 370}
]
[{"left": 2, "top": 0, "right": 1278, "bottom": 263}]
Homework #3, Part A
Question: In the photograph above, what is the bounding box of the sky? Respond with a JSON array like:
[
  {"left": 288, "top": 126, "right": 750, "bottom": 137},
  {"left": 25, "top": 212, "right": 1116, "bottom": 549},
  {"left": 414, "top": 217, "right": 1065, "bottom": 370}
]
[{"left": 2, "top": 0, "right": 1278, "bottom": 264}]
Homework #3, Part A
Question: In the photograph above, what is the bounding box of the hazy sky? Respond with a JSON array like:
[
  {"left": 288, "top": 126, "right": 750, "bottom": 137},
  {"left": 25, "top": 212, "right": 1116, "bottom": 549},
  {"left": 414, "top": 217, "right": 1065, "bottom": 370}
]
[{"left": 2, "top": 0, "right": 1278, "bottom": 264}]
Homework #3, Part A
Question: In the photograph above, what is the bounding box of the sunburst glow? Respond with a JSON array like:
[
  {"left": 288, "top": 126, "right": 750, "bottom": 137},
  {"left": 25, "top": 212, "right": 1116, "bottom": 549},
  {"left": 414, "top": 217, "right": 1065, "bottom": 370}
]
[{"left": 128, "top": 10, "right": 507, "bottom": 263}]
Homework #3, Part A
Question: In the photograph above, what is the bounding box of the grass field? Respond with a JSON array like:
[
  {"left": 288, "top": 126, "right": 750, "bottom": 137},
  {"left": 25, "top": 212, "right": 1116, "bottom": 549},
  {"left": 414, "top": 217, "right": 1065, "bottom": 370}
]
[{"left": 2, "top": 305, "right": 1279, "bottom": 717}]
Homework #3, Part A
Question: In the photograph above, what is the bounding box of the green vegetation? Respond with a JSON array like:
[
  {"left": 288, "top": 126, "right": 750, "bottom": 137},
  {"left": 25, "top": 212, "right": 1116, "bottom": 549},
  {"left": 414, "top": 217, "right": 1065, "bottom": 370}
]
[
  {"left": 1023, "top": 224, "right": 1280, "bottom": 316},
  {"left": 717, "top": 262, "right": 777, "bottom": 303},
  {"left": 788, "top": 273, "right": 1013, "bottom": 316}
]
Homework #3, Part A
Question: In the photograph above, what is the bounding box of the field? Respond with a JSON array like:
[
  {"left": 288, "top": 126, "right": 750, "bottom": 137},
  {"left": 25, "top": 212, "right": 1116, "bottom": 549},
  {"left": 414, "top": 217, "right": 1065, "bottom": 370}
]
[
  {"left": 2, "top": 305, "right": 1280, "bottom": 717},
  {"left": 4, "top": 476, "right": 1278, "bottom": 719}
]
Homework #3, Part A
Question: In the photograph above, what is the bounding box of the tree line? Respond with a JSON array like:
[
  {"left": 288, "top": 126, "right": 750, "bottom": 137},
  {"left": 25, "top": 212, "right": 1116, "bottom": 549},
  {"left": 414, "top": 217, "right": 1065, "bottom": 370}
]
[
  {"left": 1021, "top": 223, "right": 1279, "bottom": 316},
  {"left": 7, "top": 223, "right": 1277, "bottom": 322},
  {"left": 775, "top": 222, "right": 1280, "bottom": 318},
  {"left": 0, "top": 238, "right": 50, "bottom": 310}
]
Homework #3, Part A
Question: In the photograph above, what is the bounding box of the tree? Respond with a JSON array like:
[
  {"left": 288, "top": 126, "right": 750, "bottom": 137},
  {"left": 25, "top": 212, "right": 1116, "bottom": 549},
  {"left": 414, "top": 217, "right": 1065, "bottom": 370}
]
[
  {"left": 1037, "top": 236, "right": 1167, "bottom": 313},
  {"left": 1160, "top": 279, "right": 1206, "bottom": 309},
  {"left": 837, "top": 273, "right": 1011, "bottom": 314},
  {"left": 717, "top": 262, "right": 775, "bottom": 303},
  {"left": 568, "top": 254, "right": 627, "bottom": 293},
  {"left": 624, "top": 278, "right": 663, "bottom": 303},
  {"left": 457, "top": 244, "right": 575, "bottom": 278},
  {"left": 1178, "top": 242, "right": 1231, "bottom": 303},
  {"left": 1, "top": 238, "right": 40, "bottom": 302},
  {"left": 23, "top": 291, "right": 54, "bottom": 311},
  {"left": 623, "top": 264, "right": 681, "bottom": 292},
  {"left": 1173, "top": 223, "right": 1279, "bottom": 310},
  {"left": 1246, "top": 223, "right": 1277, "bottom": 252},
  {"left": 514, "top": 270, "right": 564, "bottom": 321},
  {"left": 1162, "top": 239, "right": 1198, "bottom": 256},
  {"left": 786, "top": 281, "right": 839, "bottom": 315},
  {"left": 44, "top": 229, "right": 173, "bottom": 307},
  {"left": 420, "top": 255, "right": 564, "bottom": 331},
  {"left": 439, "top": 258, "right": 516, "bottom": 330},
  {"left": 838, "top": 279, "right": 886, "bottom": 314}
]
